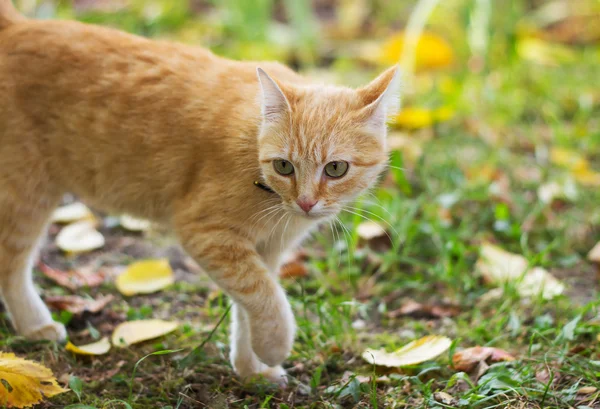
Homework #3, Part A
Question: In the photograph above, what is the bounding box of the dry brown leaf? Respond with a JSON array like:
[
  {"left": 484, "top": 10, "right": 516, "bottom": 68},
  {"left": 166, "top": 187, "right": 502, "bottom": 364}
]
[
  {"left": 388, "top": 299, "right": 460, "bottom": 319},
  {"left": 0, "top": 352, "right": 67, "bottom": 408},
  {"left": 65, "top": 337, "right": 111, "bottom": 356},
  {"left": 476, "top": 243, "right": 564, "bottom": 299},
  {"left": 280, "top": 261, "right": 309, "bottom": 279},
  {"left": 45, "top": 294, "right": 114, "bottom": 315},
  {"left": 112, "top": 319, "right": 178, "bottom": 347},
  {"left": 362, "top": 335, "right": 452, "bottom": 367},
  {"left": 38, "top": 263, "right": 107, "bottom": 291},
  {"left": 452, "top": 346, "right": 515, "bottom": 372}
]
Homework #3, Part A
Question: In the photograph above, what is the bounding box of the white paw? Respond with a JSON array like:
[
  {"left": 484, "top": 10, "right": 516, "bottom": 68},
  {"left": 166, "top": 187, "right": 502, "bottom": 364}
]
[
  {"left": 250, "top": 303, "right": 295, "bottom": 367},
  {"left": 260, "top": 365, "right": 288, "bottom": 387},
  {"left": 22, "top": 322, "right": 67, "bottom": 342}
]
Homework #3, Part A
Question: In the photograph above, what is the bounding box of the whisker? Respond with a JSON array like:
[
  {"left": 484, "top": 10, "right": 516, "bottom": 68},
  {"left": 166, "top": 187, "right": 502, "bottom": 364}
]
[
  {"left": 344, "top": 205, "right": 399, "bottom": 239},
  {"left": 341, "top": 207, "right": 395, "bottom": 245},
  {"left": 334, "top": 216, "right": 353, "bottom": 268},
  {"left": 280, "top": 214, "right": 292, "bottom": 254}
]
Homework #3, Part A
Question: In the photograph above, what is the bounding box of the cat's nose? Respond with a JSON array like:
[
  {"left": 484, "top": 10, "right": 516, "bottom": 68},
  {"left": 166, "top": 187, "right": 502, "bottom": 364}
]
[{"left": 297, "top": 197, "right": 318, "bottom": 213}]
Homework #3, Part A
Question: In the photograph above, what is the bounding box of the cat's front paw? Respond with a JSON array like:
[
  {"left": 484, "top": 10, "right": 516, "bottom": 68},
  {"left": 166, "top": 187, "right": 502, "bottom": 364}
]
[
  {"left": 249, "top": 301, "right": 295, "bottom": 367},
  {"left": 259, "top": 365, "right": 288, "bottom": 387},
  {"left": 22, "top": 322, "right": 67, "bottom": 342}
]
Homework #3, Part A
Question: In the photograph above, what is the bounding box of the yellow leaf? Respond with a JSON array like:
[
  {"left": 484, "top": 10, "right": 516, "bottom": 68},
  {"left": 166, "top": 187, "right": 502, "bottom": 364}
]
[
  {"left": 380, "top": 31, "right": 454, "bottom": 71},
  {"left": 0, "top": 352, "right": 67, "bottom": 408},
  {"left": 550, "top": 147, "right": 588, "bottom": 170},
  {"left": 573, "top": 168, "right": 600, "bottom": 187},
  {"left": 51, "top": 202, "right": 94, "bottom": 224},
  {"left": 393, "top": 108, "right": 433, "bottom": 129},
  {"left": 476, "top": 243, "right": 564, "bottom": 299},
  {"left": 112, "top": 319, "right": 178, "bottom": 347},
  {"left": 362, "top": 335, "right": 452, "bottom": 367},
  {"left": 55, "top": 220, "right": 105, "bottom": 253},
  {"left": 115, "top": 259, "right": 175, "bottom": 296},
  {"left": 392, "top": 106, "right": 453, "bottom": 130},
  {"left": 65, "top": 337, "right": 111, "bottom": 356}
]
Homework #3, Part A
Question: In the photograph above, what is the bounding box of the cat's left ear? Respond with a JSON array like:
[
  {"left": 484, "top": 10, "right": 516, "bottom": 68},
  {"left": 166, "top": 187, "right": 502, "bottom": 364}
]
[
  {"left": 257, "top": 67, "right": 291, "bottom": 124},
  {"left": 356, "top": 65, "right": 401, "bottom": 135}
]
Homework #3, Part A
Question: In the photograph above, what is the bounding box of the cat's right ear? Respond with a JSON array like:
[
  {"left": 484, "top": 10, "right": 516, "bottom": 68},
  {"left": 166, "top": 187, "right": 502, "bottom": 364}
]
[{"left": 257, "top": 68, "right": 291, "bottom": 124}]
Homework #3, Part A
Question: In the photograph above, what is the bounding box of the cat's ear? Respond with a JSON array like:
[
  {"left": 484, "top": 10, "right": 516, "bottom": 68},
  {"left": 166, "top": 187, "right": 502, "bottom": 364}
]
[
  {"left": 356, "top": 65, "right": 401, "bottom": 135},
  {"left": 257, "top": 67, "right": 291, "bottom": 124}
]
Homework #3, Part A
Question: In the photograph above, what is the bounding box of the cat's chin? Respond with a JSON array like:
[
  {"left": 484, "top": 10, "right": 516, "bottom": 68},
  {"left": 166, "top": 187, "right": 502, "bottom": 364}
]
[{"left": 291, "top": 210, "right": 335, "bottom": 220}]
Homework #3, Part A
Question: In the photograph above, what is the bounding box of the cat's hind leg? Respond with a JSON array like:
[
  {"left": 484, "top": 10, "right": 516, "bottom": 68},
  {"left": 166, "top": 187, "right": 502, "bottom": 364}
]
[{"left": 0, "top": 187, "right": 65, "bottom": 341}]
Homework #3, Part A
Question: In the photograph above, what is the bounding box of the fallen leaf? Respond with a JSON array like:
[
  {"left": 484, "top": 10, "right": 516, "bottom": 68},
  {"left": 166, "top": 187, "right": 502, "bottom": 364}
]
[
  {"left": 0, "top": 352, "right": 67, "bottom": 408},
  {"left": 578, "top": 386, "right": 598, "bottom": 395},
  {"left": 380, "top": 31, "right": 454, "bottom": 71},
  {"left": 475, "top": 243, "right": 564, "bottom": 299},
  {"left": 65, "top": 337, "right": 111, "bottom": 356},
  {"left": 56, "top": 220, "right": 105, "bottom": 253},
  {"left": 115, "top": 259, "right": 175, "bottom": 296},
  {"left": 393, "top": 107, "right": 433, "bottom": 129},
  {"left": 357, "top": 221, "right": 386, "bottom": 241},
  {"left": 45, "top": 294, "right": 114, "bottom": 315},
  {"left": 588, "top": 242, "right": 600, "bottom": 263},
  {"left": 112, "top": 319, "right": 178, "bottom": 347},
  {"left": 573, "top": 167, "right": 600, "bottom": 187},
  {"left": 51, "top": 202, "right": 94, "bottom": 224},
  {"left": 362, "top": 335, "right": 452, "bottom": 367},
  {"left": 392, "top": 106, "right": 454, "bottom": 130},
  {"left": 38, "top": 263, "right": 107, "bottom": 291},
  {"left": 517, "top": 37, "right": 575, "bottom": 66},
  {"left": 119, "top": 215, "right": 152, "bottom": 232},
  {"left": 452, "top": 346, "right": 515, "bottom": 372},
  {"left": 549, "top": 147, "right": 600, "bottom": 187},
  {"left": 280, "top": 261, "right": 309, "bottom": 279},
  {"left": 434, "top": 391, "right": 454, "bottom": 405},
  {"left": 388, "top": 299, "right": 460, "bottom": 319},
  {"left": 537, "top": 180, "right": 578, "bottom": 204}
]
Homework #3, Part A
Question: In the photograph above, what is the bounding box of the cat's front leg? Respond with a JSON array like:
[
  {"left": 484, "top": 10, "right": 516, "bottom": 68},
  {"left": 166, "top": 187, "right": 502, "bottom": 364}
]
[
  {"left": 230, "top": 303, "right": 287, "bottom": 385},
  {"left": 176, "top": 223, "right": 295, "bottom": 369}
]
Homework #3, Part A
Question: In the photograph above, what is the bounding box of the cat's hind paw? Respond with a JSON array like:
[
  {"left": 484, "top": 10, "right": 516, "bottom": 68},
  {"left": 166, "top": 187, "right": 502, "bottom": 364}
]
[{"left": 22, "top": 322, "right": 67, "bottom": 342}]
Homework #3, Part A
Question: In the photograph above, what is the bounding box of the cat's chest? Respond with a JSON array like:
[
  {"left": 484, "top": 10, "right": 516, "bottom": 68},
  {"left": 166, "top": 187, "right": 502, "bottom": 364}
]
[{"left": 255, "top": 214, "right": 317, "bottom": 271}]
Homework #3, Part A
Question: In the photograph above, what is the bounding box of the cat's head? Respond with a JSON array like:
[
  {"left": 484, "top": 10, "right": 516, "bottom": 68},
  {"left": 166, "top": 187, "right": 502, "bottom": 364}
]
[{"left": 257, "top": 66, "right": 400, "bottom": 219}]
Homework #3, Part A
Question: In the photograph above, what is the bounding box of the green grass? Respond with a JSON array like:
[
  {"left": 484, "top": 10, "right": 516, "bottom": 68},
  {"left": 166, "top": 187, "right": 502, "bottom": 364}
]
[{"left": 2, "top": 0, "right": 600, "bottom": 408}]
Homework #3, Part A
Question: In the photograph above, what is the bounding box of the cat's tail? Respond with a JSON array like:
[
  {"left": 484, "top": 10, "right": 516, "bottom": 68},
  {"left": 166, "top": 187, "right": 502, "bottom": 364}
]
[{"left": 0, "top": 0, "right": 26, "bottom": 30}]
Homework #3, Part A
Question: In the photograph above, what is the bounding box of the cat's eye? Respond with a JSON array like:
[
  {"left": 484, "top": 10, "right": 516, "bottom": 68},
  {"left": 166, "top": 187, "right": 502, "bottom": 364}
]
[
  {"left": 324, "top": 161, "right": 349, "bottom": 178},
  {"left": 273, "top": 159, "right": 294, "bottom": 176}
]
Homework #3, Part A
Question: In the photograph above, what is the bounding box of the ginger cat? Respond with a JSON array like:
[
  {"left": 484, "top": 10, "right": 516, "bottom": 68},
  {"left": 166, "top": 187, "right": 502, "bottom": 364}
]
[{"left": 0, "top": 0, "right": 399, "bottom": 383}]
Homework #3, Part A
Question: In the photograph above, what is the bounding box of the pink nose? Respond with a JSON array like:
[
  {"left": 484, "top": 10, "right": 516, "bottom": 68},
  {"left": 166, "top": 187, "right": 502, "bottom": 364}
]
[{"left": 297, "top": 198, "right": 317, "bottom": 213}]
